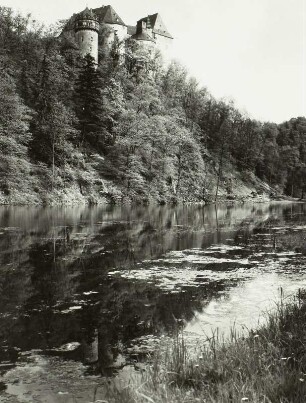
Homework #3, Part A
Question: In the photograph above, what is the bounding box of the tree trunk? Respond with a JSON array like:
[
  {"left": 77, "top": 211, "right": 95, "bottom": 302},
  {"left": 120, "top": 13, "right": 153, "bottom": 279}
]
[
  {"left": 175, "top": 154, "right": 182, "bottom": 196},
  {"left": 52, "top": 139, "right": 55, "bottom": 193},
  {"left": 215, "top": 146, "right": 224, "bottom": 202}
]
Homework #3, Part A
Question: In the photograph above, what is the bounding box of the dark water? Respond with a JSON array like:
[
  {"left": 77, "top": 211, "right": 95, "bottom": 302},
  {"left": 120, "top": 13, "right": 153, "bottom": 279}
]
[{"left": 1, "top": 202, "right": 306, "bottom": 402}]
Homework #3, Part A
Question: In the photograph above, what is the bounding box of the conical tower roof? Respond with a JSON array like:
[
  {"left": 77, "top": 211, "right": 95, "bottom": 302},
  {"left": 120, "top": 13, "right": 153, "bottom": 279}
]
[{"left": 76, "top": 7, "right": 98, "bottom": 21}]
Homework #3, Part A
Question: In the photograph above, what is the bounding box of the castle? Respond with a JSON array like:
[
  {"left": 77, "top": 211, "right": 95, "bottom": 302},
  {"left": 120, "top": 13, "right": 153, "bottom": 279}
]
[{"left": 63, "top": 5, "right": 173, "bottom": 64}]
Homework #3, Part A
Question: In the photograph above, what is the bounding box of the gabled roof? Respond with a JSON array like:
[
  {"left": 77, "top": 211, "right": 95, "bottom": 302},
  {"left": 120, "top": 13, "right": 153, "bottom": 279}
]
[
  {"left": 93, "top": 5, "right": 126, "bottom": 26},
  {"left": 139, "top": 13, "right": 173, "bottom": 39},
  {"left": 62, "top": 5, "right": 126, "bottom": 32}
]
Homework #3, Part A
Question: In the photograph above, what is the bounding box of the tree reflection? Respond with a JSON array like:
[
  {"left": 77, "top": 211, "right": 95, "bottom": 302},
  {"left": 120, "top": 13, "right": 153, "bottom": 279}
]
[{"left": 0, "top": 202, "right": 304, "bottom": 375}]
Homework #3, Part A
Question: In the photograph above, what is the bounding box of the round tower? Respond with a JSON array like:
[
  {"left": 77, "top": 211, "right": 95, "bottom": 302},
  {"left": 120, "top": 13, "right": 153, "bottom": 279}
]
[{"left": 74, "top": 8, "right": 100, "bottom": 64}]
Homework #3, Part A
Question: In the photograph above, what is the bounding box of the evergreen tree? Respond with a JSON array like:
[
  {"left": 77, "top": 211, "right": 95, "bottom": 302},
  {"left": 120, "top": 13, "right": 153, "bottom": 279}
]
[
  {"left": 30, "top": 54, "right": 76, "bottom": 167},
  {"left": 75, "top": 54, "right": 110, "bottom": 152}
]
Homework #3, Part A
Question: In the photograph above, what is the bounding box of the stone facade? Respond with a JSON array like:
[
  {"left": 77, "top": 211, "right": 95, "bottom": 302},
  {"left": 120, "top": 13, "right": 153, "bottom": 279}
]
[
  {"left": 74, "top": 9, "right": 100, "bottom": 63},
  {"left": 63, "top": 5, "right": 173, "bottom": 64}
]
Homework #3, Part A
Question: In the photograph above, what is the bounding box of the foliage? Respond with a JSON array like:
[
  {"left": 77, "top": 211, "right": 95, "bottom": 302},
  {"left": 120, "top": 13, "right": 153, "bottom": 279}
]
[
  {"left": 0, "top": 6, "right": 305, "bottom": 203},
  {"left": 102, "top": 291, "right": 306, "bottom": 403},
  {"left": 0, "top": 71, "right": 32, "bottom": 195}
]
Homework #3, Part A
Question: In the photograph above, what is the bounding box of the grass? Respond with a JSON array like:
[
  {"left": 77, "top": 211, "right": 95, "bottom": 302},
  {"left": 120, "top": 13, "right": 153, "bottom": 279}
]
[{"left": 101, "top": 289, "right": 306, "bottom": 403}]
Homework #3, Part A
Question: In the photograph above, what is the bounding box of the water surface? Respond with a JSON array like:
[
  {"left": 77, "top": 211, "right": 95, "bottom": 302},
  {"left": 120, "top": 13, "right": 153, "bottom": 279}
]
[{"left": 0, "top": 202, "right": 306, "bottom": 402}]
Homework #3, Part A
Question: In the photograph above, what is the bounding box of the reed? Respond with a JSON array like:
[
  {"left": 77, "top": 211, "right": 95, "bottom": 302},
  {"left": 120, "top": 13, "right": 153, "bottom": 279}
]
[{"left": 104, "top": 289, "right": 306, "bottom": 403}]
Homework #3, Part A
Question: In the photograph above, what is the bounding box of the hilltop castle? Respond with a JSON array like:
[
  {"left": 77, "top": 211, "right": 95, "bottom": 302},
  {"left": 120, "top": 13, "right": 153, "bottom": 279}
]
[{"left": 63, "top": 5, "right": 173, "bottom": 64}]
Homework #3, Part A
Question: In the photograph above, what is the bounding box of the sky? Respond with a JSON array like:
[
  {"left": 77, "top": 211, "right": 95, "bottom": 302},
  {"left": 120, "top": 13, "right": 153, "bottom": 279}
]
[{"left": 2, "top": 0, "right": 306, "bottom": 123}]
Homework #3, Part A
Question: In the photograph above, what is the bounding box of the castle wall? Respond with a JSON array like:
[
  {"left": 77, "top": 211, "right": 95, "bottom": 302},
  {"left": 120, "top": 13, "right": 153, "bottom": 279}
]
[
  {"left": 75, "top": 29, "right": 99, "bottom": 63},
  {"left": 72, "top": 9, "right": 173, "bottom": 66},
  {"left": 104, "top": 24, "right": 127, "bottom": 48},
  {"left": 154, "top": 34, "right": 172, "bottom": 61},
  {"left": 110, "top": 24, "right": 128, "bottom": 42}
]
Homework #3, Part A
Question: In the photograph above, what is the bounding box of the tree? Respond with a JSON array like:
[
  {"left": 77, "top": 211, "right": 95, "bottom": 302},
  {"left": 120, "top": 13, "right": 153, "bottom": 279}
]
[
  {"left": 30, "top": 53, "right": 77, "bottom": 183},
  {"left": 75, "top": 54, "right": 110, "bottom": 152},
  {"left": 255, "top": 123, "right": 280, "bottom": 185},
  {"left": 213, "top": 119, "right": 232, "bottom": 201},
  {"left": 0, "top": 71, "right": 32, "bottom": 195}
]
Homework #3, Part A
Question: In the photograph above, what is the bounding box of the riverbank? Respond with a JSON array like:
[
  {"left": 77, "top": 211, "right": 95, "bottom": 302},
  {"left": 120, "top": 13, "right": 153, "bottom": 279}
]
[
  {"left": 0, "top": 158, "right": 288, "bottom": 206},
  {"left": 105, "top": 291, "right": 306, "bottom": 403}
]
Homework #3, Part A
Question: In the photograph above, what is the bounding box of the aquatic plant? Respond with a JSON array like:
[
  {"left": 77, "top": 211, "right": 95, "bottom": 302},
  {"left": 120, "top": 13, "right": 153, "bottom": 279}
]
[{"left": 103, "top": 289, "right": 306, "bottom": 402}]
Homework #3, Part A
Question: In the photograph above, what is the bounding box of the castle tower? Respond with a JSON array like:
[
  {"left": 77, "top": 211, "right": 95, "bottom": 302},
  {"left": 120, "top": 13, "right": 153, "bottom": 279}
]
[{"left": 74, "top": 8, "right": 100, "bottom": 64}]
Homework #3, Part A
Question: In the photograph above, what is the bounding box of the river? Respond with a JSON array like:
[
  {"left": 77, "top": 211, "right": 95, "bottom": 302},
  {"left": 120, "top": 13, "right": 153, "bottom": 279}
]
[{"left": 0, "top": 202, "right": 306, "bottom": 402}]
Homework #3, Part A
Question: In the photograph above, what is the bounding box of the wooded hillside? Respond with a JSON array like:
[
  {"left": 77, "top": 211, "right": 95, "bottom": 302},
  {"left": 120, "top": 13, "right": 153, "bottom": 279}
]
[{"left": 1, "top": 7, "right": 305, "bottom": 204}]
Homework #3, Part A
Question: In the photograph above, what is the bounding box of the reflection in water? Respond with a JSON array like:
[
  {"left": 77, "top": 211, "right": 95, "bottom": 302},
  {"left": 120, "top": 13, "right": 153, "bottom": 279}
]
[
  {"left": 185, "top": 271, "right": 306, "bottom": 339},
  {"left": 0, "top": 202, "right": 306, "bottom": 400}
]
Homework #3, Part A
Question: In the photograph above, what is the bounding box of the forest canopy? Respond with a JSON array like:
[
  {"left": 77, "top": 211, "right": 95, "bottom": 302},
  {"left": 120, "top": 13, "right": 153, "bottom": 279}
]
[{"left": 1, "top": 6, "right": 305, "bottom": 204}]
